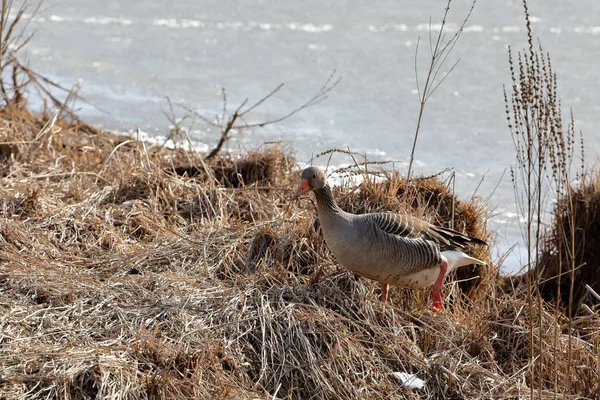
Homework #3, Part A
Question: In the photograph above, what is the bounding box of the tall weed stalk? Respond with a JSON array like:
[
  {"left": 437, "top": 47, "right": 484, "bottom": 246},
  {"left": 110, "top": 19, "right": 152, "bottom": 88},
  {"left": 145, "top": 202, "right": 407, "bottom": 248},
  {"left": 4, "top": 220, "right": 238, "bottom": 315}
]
[
  {"left": 406, "top": 0, "right": 476, "bottom": 181},
  {"left": 505, "top": 0, "right": 582, "bottom": 396}
]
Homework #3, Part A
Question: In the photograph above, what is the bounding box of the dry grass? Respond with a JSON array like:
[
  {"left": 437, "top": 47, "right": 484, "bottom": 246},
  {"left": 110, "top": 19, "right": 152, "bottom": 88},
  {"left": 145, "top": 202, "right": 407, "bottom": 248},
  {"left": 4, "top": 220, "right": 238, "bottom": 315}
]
[
  {"left": 498, "top": 1, "right": 600, "bottom": 398},
  {"left": 537, "top": 170, "right": 600, "bottom": 316},
  {"left": 0, "top": 105, "right": 597, "bottom": 399}
]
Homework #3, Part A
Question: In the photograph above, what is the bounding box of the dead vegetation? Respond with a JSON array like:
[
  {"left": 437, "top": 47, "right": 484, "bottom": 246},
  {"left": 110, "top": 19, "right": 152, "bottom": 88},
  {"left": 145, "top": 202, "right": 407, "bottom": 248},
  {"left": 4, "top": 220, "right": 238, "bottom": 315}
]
[
  {"left": 0, "top": 106, "right": 598, "bottom": 399},
  {"left": 537, "top": 171, "right": 600, "bottom": 315},
  {"left": 499, "top": 1, "right": 600, "bottom": 398}
]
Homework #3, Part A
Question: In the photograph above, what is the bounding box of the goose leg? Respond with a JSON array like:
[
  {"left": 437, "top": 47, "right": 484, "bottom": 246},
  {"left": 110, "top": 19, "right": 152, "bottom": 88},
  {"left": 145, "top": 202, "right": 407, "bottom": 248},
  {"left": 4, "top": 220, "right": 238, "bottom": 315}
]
[
  {"left": 432, "top": 261, "right": 448, "bottom": 312},
  {"left": 380, "top": 282, "right": 389, "bottom": 303}
]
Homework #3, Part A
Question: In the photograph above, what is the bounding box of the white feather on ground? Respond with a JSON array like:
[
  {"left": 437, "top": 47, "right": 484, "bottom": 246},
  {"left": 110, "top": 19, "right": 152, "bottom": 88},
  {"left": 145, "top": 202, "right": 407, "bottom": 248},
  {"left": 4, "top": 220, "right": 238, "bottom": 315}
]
[{"left": 392, "top": 372, "right": 426, "bottom": 390}]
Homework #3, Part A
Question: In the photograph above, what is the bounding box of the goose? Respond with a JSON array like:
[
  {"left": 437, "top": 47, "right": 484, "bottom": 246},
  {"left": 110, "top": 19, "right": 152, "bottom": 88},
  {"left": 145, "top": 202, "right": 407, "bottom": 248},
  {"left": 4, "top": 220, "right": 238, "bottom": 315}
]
[{"left": 293, "top": 166, "right": 486, "bottom": 311}]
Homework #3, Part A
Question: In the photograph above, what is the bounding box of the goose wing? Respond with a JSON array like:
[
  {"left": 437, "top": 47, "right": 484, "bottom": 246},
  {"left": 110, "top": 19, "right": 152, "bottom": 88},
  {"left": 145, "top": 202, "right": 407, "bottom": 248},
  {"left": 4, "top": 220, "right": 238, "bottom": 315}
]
[{"left": 367, "top": 212, "right": 486, "bottom": 249}]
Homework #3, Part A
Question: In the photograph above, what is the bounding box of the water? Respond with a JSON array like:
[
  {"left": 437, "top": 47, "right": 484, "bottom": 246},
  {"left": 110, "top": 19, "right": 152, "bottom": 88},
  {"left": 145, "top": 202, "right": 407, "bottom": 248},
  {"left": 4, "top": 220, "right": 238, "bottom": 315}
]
[{"left": 15, "top": 0, "right": 600, "bottom": 271}]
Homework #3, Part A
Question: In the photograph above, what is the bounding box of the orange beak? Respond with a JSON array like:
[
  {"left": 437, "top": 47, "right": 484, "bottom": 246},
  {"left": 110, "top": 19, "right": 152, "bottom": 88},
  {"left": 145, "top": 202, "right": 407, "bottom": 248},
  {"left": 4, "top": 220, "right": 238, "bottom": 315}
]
[{"left": 293, "top": 178, "right": 311, "bottom": 198}]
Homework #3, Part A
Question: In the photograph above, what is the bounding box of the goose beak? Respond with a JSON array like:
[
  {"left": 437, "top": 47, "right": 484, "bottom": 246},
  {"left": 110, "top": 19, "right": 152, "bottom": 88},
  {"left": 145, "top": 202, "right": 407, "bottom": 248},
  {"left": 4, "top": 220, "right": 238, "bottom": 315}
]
[{"left": 293, "top": 178, "right": 311, "bottom": 198}]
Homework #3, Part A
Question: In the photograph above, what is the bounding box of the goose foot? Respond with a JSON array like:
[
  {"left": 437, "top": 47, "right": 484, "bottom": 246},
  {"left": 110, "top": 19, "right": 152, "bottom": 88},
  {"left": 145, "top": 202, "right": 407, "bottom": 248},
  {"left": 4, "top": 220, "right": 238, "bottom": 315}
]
[
  {"left": 431, "top": 260, "right": 448, "bottom": 313},
  {"left": 380, "top": 282, "right": 389, "bottom": 303}
]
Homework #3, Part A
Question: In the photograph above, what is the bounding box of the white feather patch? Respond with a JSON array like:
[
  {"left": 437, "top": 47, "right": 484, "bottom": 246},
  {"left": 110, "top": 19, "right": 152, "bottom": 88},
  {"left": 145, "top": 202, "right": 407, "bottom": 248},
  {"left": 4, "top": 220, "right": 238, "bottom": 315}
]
[{"left": 392, "top": 372, "right": 426, "bottom": 390}]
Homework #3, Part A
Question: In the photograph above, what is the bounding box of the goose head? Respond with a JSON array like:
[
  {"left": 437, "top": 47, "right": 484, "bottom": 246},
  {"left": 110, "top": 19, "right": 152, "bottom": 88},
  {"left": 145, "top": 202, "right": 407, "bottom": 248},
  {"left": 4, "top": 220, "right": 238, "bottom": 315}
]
[{"left": 293, "top": 166, "right": 327, "bottom": 198}]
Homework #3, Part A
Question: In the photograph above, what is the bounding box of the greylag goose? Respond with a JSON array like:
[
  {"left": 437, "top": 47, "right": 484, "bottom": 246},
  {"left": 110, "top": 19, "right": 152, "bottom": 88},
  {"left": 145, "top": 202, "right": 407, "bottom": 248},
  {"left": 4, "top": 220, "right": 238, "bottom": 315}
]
[{"left": 293, "top": 166, "right": 486, "bottom": 311}]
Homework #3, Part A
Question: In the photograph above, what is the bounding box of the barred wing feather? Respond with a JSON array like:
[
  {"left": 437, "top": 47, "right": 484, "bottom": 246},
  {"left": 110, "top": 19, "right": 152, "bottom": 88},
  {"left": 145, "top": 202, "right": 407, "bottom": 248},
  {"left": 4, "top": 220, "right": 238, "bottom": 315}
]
[{"left": 368, "top": 213, "right": 487, "bottom": 249}]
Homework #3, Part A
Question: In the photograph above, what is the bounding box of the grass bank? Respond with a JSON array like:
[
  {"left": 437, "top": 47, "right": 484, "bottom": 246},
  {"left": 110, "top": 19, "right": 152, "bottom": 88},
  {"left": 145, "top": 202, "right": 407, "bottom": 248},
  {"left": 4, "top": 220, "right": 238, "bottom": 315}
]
[{"left": 0, "top": 105, "right": 598, "bottom": 399}]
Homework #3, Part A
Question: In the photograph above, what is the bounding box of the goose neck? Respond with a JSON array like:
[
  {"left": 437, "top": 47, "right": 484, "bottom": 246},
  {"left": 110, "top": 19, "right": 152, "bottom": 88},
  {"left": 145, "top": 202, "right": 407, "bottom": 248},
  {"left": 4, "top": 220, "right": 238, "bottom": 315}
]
[{"left": 314, "top": 184, "right": 341, "bottom": 214}]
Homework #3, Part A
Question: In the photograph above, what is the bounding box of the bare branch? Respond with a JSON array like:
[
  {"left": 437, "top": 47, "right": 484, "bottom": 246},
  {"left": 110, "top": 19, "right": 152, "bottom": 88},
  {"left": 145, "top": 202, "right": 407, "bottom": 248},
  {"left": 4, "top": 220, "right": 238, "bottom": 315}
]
[
  {"left": 406, "top": 0, "right": 476, "bottom": 181},
  {"left": 425, "top": 58, "right": 461, "bottom": 102},
  {"left": 204, "top": 97, "right": 248, "bottom": 161},
  {"left": 174, "top": 70, "right": 341, "bottom": 161},
  {"left": 414, "top": 37, "right": 421, "bottom": 99},
  {"left": 240, "top": 83, "right": 284, "bottom": 116}
]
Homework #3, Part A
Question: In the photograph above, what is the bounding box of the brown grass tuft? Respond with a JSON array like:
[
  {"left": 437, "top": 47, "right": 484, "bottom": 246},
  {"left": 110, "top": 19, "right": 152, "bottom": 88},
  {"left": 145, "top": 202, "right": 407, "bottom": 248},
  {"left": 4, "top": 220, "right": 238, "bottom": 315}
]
[
  {"left": 537, "top": 170, "right": 600, "bottom": 316},
  {"left": 489, "top": 298, "right": 599, "bottom": 395},
  {"left": 172, "top": 147, "right": 292, "bottom": 188}
]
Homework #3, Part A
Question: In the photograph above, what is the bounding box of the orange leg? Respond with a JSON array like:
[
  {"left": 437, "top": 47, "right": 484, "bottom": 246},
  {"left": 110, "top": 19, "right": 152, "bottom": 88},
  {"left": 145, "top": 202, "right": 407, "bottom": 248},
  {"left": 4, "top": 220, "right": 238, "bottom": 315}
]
[
  {"left": 380, "top": 282, "right": 389, "bottom": 303},
  {"left": 432, "top": 260, "right": 448, "bottom": 312}
]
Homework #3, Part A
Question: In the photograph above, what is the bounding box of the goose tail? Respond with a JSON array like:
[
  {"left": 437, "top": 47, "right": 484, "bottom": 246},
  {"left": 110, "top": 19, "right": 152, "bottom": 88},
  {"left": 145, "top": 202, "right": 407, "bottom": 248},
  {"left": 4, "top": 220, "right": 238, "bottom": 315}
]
[{"left": 441, "top": 250, "right": 486, "bottom": 271}]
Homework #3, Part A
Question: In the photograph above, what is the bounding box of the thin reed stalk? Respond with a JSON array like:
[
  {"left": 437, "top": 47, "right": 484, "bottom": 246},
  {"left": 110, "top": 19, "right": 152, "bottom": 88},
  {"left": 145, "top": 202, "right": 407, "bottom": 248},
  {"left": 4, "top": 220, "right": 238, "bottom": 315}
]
[
  {"left": 406, "top": 0, "right": 476, "bottom": 181},
  {"left": 505, "top": 1, "right": 585, "bottom": 396}
]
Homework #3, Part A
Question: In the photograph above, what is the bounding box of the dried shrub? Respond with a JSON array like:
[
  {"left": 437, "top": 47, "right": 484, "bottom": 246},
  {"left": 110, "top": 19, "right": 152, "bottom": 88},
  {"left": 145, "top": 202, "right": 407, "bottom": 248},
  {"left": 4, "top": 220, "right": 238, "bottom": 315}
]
[
  {"left": 173, "top": 147, "right": 293, "bottom": 188},
  {"left": 489, "top": 299, "right": 599, "bottom": 397},
  {"left": 538, "top": 172, "right": 600, "bottom": 315}
]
